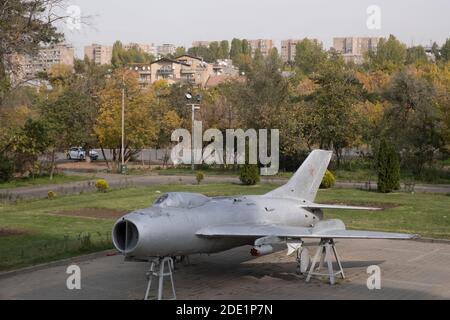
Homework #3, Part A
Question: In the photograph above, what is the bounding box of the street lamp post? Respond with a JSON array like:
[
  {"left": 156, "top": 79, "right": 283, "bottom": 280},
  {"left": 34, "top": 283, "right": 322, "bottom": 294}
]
[
  {"left": 121, "top": 75, "right": 125, "bottom": 172},
  {"left": 185, "top": 93, "right": 202, "bottom": 172}
]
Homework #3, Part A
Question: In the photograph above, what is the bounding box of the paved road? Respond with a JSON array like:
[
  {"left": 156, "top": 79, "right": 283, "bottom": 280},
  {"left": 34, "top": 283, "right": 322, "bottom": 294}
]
[
  {"left": 1, "top": 239, "right": 449, "bottom": 300},
  {"left": 2, "top": 172, "right": 450, "bottom": 203},
  {"left": 0, "top": 175, "right": 253, "bottom": 202}
]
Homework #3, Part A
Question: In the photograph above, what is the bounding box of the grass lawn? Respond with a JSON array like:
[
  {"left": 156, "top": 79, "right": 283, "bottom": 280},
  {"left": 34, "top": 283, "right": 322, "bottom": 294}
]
[
  {"left": 1, "top": 183, "right": 449, "bottom": 271},
  {"left": 0, "top": 174, "right": 95, "bottom": 190},
  {"left": 134, "top": 165, "right": 450, "bottom": 184}
]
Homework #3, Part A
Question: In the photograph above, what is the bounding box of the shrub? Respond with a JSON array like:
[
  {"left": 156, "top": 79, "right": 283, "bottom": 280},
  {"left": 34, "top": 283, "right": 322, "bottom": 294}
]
[
  {"left": 239, "top": 164, "right": 260, "bottom": 185},
  {"left": 376, "top": 139, "right": 400, "bottom": 193},
  {"left": 95, "top": 179, "right": 109, "bottom": 192},
  {"left": 196, "top": 172, "right": 205, "bottom": 185},
  {"left": 0, "top": 156, "right": 14, "bottom": 183},
  {"left": 320, "top": 170, "right": 336, "bottom": 189},
  {"left": 47, "top": 191, "right": 56, "bottom": 200}
]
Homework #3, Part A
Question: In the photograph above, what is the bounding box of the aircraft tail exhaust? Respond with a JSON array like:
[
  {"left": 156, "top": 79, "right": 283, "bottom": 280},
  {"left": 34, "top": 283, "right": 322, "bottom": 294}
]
[{"left": 265, "top": 149, "right": 332, "bottom": 201}]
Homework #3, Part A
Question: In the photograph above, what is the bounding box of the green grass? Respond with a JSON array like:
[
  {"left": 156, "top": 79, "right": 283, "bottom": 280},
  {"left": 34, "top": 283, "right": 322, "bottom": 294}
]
[
  {"left": 440, "top": 158, "right": 450, "bottom": 167},
  {"left": 333, "top": 168, "right": 377, "bottom": 182},
  {"left": 0, "top": 174, "right": 95, "bottom": 189},
  {"left": 334, "top": 167, "right": 450, "bottom": 184},
  {"left": 132, "top": 165, "right": 450, "bottom": 184},
  {"left": 316, "top": 189, "right": 450, "bottom": 239},
  {"left": 1, "top": 183, "right": 449, "bottom": 271}
]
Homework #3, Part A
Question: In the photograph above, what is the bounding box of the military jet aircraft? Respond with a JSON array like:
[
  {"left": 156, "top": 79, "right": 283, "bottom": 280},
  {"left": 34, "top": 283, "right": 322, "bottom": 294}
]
[{"left": 112, "top": 150, "right": 417, "bottom": 299}]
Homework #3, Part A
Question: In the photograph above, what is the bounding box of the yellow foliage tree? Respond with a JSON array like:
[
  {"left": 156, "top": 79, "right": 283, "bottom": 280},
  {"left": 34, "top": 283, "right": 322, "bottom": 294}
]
[
  {"left": 95, "top": 70, "right": 159, "bottom": 166},
  {"left": 158, "top": 110, "right": 182, "bottom": 167}
]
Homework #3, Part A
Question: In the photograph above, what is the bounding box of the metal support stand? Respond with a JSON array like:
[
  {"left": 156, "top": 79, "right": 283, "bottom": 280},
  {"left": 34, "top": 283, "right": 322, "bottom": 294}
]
[
  {"left": 144, "top": 257, "right": 176, "bottom": 300},
  {"left": 306, "top": 238, "right": 345, "bottom": 285}
]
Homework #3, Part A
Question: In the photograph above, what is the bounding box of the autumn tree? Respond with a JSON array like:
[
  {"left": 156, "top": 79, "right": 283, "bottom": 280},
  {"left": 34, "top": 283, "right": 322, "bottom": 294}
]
[
  {"left": 365, "top": 35, "right": 407, "bottom": 72},
  {"left": 238, "top": 48, "right": 288, "bottom": 130},
  {"left": 383, "top": 67, "right": 442, "bottom": 175},
  {"left": 174, "top": 47, "right": 186, "bottom": 57},
  {"left": 306, "top": 54, "right": 367, "bottom": 166},
  {"left": 294, "top": 38, "right": 327, "bottom": 75},
  {"left": 111, "top": 41, "right": 154, "bottom": 68},
  {"left": 0, "top": 0, "right": 67, "bottom": 102},
  {"left": 95, "top": 70, "right": 159, "bottom": 168},
  {"left": 8, "top": 119, "right": 51, "bottom": 177},
  {"left": 431, "top": 42, "right": 441, "bottom": 61},
  {"left": 158, "top": 110, "right": 182, "bottom": 167},
  {"left": 406, "top": 46, "right": 428, "bottom": 65},
  {"left": 230, "top": 38, "right": 243, "bottom": 63},
  {"left": 220, "top": 40, "right": 230, "bottom": 59},
  {"left": 209, "top": 42, "right": 221, "bottom": 61},
  {"left": 229, "top": 38, "right": 253, "bottom": 72},
  {"left": 440, "top": 38, "right": 450, "bottom": 63},
  {"left": 38, "top": 84, "right": 95, "bottom": 177},
  {"left": 187, "top": 45, "right": 213, "bottom": 62},
  {"left": 426, "top": 63, "right": 450, "bottom": 152}
]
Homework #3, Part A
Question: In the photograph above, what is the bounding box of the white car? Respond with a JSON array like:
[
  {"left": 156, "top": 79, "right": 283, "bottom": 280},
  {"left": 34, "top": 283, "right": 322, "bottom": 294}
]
[{"left": 66, "top": 147, "right": 99, "bottom": 161}]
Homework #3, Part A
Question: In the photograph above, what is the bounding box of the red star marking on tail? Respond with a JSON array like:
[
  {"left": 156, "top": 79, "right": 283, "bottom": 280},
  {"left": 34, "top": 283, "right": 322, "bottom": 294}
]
[{"left": 309, "top": 166, "right": 315, "bottom": 177}]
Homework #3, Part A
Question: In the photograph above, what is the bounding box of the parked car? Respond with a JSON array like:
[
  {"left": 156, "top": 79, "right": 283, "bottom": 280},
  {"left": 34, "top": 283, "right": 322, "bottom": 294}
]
[{"left": 66, "top": 147, "right": 99, "bottom": 161}]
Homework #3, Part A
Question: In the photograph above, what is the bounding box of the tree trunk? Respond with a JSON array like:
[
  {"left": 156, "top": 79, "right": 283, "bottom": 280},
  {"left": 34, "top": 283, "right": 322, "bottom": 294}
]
[
  {"left": 100, "top": 146, "right": 110, "bottom": 171},
  {"left": 86, "top": 147, "right": 91, "bottom": 163},
  {"left": 49, "top": 149, "right": 56, "bottom": 180},
  {"left": 334, "top": 147, "right": 341, "bottom": 169}
]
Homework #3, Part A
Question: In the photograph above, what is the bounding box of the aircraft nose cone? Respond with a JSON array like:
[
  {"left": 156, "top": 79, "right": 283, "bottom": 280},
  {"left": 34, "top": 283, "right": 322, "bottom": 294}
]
[{"left": 112, "top": 218, "right": 140, "bottom": 254}]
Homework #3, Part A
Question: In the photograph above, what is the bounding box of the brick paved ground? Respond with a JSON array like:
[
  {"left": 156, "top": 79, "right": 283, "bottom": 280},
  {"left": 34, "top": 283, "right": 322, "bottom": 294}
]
[{"left": 1, "top": 239, "right": 449, "bottom": 300}]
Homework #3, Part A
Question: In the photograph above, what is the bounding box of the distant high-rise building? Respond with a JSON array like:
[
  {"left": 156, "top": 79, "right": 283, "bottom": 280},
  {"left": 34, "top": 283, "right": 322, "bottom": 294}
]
[
  {"left": 192, "top": 41, "right": 211, "bottom": 47},
  {"left": 84, "top": 44, "right": 113, "bottom": 65},
  {"left": 332, "top": 37, "right": 381, "bottom": 64},
  {"left": 19, "top": 44, "right": 75, "bottom": 81},
  {"left": 248, "top": 39, "right": 273, "bottom": 57},
  {"left": 281, "top": 39, "right": 299, "bottom": 63},
  {"left": 157, "top": 44, "right": 177, "bottom": 57},
  {"left": 124, "top": 43, "right": 156, "bottom": 57}
]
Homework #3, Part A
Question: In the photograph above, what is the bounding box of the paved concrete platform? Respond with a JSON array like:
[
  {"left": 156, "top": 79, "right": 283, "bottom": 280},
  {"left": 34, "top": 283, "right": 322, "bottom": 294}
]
[{"left": 1, "top": 239, "right": 450, "bottom": 300}]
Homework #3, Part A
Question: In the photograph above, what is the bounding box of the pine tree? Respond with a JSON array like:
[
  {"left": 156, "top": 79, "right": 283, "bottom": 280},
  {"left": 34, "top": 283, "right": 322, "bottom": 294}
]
[{"left": 377, "top": 139, "right": 400, "bottom": 193}]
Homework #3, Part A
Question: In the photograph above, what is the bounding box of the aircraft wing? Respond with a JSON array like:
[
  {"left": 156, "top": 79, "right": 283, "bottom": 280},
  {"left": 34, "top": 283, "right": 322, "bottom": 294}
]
[
  {"left": 196, "top": 219, "right": 417, "bottom": 240},
  {"left": 299, "top": 203, "right": 381, "bottom": 211}
]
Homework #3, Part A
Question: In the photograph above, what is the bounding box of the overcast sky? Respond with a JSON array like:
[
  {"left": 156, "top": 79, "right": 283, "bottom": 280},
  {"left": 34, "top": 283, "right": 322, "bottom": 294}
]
[{"left": 63, "top": 0, "right": 450, "bottom": 57}]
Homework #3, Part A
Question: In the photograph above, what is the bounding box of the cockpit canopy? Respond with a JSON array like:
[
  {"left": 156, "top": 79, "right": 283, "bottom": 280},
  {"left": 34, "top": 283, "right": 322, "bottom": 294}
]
[{"left": 153, "top": 192, "right": 210, "bottom": 209}]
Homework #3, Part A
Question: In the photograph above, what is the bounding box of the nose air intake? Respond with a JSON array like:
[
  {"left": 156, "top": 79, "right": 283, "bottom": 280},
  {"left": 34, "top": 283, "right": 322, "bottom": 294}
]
[{"left": 112, "top": 219, "right": 139, "bottom": 253}]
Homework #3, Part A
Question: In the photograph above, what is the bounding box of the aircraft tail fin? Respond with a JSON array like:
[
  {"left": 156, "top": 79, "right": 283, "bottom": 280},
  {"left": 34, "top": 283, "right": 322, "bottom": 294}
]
[{"left": 265, "top": 150, "right": 332, "bottom": 201}]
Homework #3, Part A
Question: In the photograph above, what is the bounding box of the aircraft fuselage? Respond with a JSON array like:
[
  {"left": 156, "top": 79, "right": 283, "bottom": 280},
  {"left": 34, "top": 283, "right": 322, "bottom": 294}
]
[{"left": 112, "top": 195, "right": 321, "bottom": 259}]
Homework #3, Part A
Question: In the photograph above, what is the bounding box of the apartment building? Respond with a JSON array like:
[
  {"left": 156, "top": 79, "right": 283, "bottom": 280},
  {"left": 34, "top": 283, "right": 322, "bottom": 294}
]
[
  {"left": 128, "top": 63, "right": 153, "bottom": 87},
  {"left": 157, "top": 44, "right": 177, "bottom": 57},
  {"left": 248, "top": 39, "right": 273, "bottom": 57},
  {"left": 281, "top": 39, "right": 303, "bottom": 63},
  {"left": 212, "top": 59, "right": 239, "bottom": 76},
  {"left": 19, "top": 44, "right": 75, "bottom": 80},
  {"left": 124, "top": 43, "right": 157, "bottom": 57},
  {"left": 332, "top": 37, "right": 381, "bottom": 63},
  {"left": 84, "top": 44, "right": 113, "bottom": 65},
  {"left": 176, "top": 55, "right": 213, "bottom": 87},
  {"left": 129, "top": 55, "right": 214, "bottom": 88}
]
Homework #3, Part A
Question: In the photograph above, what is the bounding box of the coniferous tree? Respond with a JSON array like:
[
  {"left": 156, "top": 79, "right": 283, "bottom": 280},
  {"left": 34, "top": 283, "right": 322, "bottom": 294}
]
[{"left": 377, "top": 139, "right": 401, "bottom": 193}]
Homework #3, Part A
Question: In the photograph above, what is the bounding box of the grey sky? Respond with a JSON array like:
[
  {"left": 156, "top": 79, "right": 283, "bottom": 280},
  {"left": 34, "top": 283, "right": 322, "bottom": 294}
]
[{"left": 64, "top": 0, "right": 450, "bottom": 57}]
